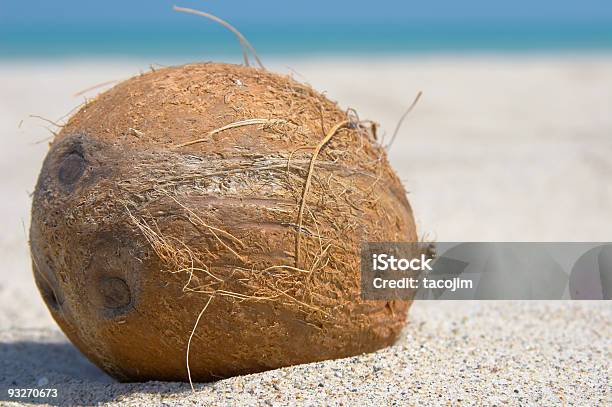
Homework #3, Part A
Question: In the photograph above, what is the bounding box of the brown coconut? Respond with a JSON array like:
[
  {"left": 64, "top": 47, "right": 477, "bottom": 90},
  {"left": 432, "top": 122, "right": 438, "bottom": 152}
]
[{"left": 30, "top": 63, "right": 417, "bottom": 382}]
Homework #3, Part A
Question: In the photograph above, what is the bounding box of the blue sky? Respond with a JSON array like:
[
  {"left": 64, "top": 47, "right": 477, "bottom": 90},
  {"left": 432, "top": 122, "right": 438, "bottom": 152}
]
[{"left": 3, "top": 0, "right": 612, "bottom": 25}]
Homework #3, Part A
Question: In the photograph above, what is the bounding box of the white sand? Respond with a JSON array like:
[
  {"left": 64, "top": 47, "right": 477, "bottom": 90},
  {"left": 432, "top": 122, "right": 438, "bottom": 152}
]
[{"left": 0, "top": 56, "right": 611, "bottom": 405}]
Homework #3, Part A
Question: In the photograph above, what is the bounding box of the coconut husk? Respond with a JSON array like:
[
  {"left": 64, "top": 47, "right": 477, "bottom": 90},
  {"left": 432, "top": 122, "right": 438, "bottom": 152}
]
[{"left": 30, "top": 63, "right": 417, "bottom": 382}]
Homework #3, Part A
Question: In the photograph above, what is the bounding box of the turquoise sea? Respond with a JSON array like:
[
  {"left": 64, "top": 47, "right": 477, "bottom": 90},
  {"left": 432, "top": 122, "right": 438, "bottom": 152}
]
[{"left": 2, "top": 22, "right": 612, "bottom": 59}]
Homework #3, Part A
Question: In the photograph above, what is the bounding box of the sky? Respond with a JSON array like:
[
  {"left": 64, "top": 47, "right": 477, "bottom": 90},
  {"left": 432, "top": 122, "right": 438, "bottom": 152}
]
[{"left": 3, "top": 0, "right": 612, "bottom": 26}]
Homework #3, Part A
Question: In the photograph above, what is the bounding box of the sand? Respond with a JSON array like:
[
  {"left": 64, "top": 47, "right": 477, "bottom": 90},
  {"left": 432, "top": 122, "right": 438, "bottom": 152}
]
[
  {"left": 0, "top": 55, "right": 611, "bottom": 405},
  {"left": 2, "top": 302, "right": 610, "bottom": 406}
]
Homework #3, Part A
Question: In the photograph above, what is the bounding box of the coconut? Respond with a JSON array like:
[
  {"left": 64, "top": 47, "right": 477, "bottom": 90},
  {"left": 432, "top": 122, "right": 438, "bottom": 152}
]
[{"left": 30, "top": 63, "right": 417, "bottom": 382}]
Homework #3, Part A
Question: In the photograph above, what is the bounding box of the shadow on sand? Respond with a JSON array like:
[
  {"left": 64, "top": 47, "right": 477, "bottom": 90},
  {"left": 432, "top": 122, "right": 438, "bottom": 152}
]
[{"left": 0, "top": 337, "right": 191, "bottom": 406}]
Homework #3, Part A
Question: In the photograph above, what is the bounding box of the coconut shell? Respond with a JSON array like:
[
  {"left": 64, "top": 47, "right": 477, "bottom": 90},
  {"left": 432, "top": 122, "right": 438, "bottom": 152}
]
[{"left": 30, "top": 63, "right": 417, "bottom": 382}]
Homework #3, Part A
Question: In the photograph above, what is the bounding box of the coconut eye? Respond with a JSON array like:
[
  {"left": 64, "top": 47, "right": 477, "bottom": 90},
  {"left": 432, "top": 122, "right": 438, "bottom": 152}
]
[
  {"left": 58, "top": 152, "right": 85, "bottom": 185},
  {"left": 38, "top": 275, "right": 61, "bottom": 310},
  {"left": 99, "top": 277, "right": 132, "bottom": 310}
]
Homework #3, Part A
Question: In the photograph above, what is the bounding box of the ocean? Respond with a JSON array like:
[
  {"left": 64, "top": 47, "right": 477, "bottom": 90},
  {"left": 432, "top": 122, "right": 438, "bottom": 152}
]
[{"left": 2, "top": 22, "right": 612, "bottom": 59}]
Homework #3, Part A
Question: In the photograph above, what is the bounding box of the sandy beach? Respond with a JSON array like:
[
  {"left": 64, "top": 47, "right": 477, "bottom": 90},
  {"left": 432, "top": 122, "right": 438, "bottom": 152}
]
[{"left": 1, "top": 56, "right": 611, "bottom": 405}]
